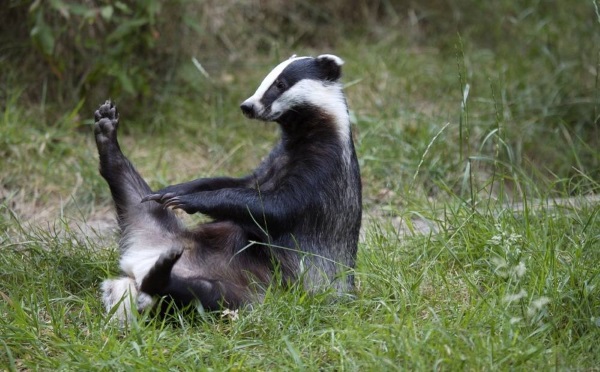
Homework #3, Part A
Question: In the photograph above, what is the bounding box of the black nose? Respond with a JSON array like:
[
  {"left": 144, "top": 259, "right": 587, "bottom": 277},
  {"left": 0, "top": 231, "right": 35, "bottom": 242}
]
[{"left": 240, "top": 102, "right": 255, "bottom": 118}]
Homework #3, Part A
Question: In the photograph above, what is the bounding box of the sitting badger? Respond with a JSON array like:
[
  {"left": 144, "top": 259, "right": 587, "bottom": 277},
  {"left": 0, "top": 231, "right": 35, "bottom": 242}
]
[{"left": 95, "top": 54, "right": 362, "bottom": 321}]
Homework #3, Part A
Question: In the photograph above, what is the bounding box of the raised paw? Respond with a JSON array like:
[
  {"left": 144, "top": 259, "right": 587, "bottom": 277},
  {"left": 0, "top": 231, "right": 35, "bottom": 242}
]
[{"left": 94, "top": 100, "right": 120, "bottom": 146}]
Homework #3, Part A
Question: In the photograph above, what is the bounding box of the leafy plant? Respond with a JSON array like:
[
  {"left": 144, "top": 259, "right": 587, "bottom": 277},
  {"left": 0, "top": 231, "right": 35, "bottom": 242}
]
[{"left": 0, "top": 0, "right": 168, "bottom": 109}]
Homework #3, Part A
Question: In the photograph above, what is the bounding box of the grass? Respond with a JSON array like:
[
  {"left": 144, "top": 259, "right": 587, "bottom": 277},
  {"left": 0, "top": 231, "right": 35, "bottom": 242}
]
[
  {"left": 1, "top": 189, "right": 599, "bottom": 369},
  {"left": 1, "top": 5, "right": 600, "bottom": 369}
]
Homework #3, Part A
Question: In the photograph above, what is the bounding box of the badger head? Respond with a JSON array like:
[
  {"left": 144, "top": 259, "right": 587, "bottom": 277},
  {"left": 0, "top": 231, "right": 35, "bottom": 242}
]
[{"left": 240, "top": 54, "right": 347, "bottom": 127}]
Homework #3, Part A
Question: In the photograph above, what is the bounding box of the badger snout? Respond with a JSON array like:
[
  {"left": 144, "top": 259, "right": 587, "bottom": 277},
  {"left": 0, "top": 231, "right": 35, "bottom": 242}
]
[{"left": 240, "top": 101, "right": 256, "bottom": 119}]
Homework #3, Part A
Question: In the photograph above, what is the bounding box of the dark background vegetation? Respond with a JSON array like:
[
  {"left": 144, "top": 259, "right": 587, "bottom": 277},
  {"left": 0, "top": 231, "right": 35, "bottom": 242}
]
[{"left": 1, "top": 0, "right": 599, "bottom": 194}]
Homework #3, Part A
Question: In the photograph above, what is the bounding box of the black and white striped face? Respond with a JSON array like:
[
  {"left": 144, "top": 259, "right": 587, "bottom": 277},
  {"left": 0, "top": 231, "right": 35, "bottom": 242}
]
[{"left": 240, "top": 54, "right": 346, "bottom": 123}]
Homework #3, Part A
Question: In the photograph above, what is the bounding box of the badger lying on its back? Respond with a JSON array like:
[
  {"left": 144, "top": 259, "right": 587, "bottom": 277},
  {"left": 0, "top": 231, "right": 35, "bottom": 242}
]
[{"left": 95, "top": 54, "right": 362, "bottom": 321}]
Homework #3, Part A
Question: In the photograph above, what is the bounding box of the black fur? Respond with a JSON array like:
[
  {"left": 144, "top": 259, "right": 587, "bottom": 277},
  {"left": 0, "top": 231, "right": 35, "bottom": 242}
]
[{"left": 96, "top": 55, "right": 361, "bottom": 316}]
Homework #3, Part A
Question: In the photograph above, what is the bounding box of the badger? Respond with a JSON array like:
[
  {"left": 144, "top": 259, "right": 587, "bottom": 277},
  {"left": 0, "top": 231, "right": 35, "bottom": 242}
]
[{"left": 95, "top": 54, "right": 362, "bottom": 322}]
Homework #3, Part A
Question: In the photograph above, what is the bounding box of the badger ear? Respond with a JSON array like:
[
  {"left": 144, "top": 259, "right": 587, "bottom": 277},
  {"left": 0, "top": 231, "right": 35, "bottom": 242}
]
[
  {"left": 316, "top": 54, "right": 344, "bottom": 81},
  {"left": 289, "top": 54, "right": 297, "bottom": 59}
]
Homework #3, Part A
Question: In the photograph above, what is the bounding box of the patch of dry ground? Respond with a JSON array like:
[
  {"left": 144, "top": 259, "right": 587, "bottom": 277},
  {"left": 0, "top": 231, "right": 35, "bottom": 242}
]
[{"left": 8, "top": 185, "right": 599, "bottom": 245}]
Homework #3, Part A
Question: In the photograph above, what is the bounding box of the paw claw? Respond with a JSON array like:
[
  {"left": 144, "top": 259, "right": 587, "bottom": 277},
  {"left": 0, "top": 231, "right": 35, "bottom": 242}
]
[
  {"left": 143, "top": 192, "right": 179, "bottom": 205},
  {"left": 163, "top": 197, "right": 180, "bottom": 208},
  {"left": 142, "top": 191, "right": 194, "bottom": 213},
  {"left": 161, "top": 193, "right": 176, "bottom": 201}
]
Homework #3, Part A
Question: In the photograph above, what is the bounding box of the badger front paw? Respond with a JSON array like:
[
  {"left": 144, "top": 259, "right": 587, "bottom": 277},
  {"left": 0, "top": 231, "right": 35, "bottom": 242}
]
[
  {"left": 141, "top": 191, "right": 178, "bottom": 204},
  {"left": 142, "top": 193, "right": 199, "bottom": 214},
  {"left": 141, "top": 183, "right": 192, "bottom": 204},
  {"left": 94, "top": 100, "right": 119, "bottom": 147}
]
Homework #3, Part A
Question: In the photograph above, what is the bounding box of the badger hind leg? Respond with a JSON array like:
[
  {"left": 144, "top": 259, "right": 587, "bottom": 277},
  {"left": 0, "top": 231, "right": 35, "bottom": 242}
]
[
  {"left": 139, "top": 247, "right": 183, "bottom": 303},
  {"left": 95, "top": 101, "right": 184, "bottom": 321},
  {"left": 94, "top": 101, "right": 180, "bottom": 234}
]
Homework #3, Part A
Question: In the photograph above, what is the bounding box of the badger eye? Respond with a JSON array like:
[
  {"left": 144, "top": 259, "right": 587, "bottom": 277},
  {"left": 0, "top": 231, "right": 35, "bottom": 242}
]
[{"left": 274, "top": 80, "right": 286, "bottom": 90}]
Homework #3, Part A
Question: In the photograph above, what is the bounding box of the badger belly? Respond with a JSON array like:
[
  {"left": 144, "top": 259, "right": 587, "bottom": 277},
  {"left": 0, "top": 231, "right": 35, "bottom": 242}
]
[{"left": 119, "top": 227, "right": 182, "bottom": 286}]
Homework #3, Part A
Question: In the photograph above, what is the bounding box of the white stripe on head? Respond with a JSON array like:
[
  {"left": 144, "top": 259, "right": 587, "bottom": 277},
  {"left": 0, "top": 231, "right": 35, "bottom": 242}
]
[{"left": 246, "top": 56, "right": 311, "bottom": 111}]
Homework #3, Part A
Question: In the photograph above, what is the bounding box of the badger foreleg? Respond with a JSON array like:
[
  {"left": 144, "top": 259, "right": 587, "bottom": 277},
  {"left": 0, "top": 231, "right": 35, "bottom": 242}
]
[
  {"left": 143, "top": 176, "right": 254, "bottom": 202},
  {"left": 143, "top": 187, "right": 302, "bottom": 233}
]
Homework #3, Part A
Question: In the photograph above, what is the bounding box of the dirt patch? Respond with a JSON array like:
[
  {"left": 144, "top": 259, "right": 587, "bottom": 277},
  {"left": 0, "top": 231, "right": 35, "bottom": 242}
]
[{"left": 4, "top": 183, "right": 598, "bottom": 245}]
